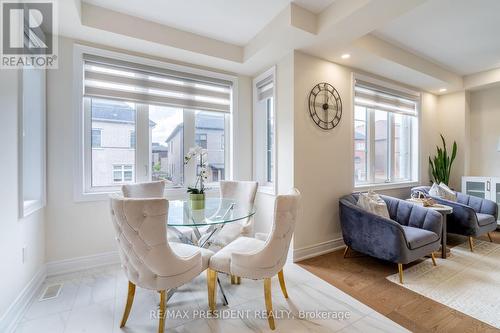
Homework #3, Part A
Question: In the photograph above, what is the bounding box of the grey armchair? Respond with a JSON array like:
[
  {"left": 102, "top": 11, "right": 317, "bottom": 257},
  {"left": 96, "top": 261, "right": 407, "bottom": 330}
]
[
  {"left": 411, "top": 186, "right": 497, "bottom": 251},
  {"left": 339, "top": 193, "right": 442, "bottom": 283}
]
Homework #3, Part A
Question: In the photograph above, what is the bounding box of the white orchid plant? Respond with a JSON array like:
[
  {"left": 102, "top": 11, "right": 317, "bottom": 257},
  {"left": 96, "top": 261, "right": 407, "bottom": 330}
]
[{"left": 184, "top": 146, "right": 208, "bottom": 195}]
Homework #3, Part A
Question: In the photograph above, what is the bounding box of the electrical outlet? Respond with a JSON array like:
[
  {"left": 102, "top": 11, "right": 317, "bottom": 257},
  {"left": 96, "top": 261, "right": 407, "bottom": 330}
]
[{"left": 22, "top": 246, "right": 27, "bottom": 264}]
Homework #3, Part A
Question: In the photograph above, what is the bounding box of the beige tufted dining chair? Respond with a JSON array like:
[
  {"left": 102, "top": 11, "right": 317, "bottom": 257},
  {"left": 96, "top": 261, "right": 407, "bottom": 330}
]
[
  {"left": 122, "top": 181, "right": 193, "bottom": 243},
  {"left": 210, "top": 181, "right": 258, "bottom": 247},
  {"left": 207, "top": 189, "right": 301, "bottom": 330},
  {"left": 122, "top": 180, "right": 165, "bottom": 198},
  {"left": 110, "top": 196, "right": 213, "bottom": 333}
]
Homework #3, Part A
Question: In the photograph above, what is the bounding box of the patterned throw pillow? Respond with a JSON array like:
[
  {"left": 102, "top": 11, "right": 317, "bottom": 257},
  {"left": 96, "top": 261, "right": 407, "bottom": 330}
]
[
  {"left": 439, "top": 182, "right": 457, "bottom": 201},
  {"left": 357, "top": 190, "right": 390, "bottom": 219},
  {"left": 429, "top": 182, "right": 457, "bottom": 201}
]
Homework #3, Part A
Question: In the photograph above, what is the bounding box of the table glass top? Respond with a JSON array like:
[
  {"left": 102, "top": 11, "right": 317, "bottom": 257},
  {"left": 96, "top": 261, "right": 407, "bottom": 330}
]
[{"left": 167, "top": 198, "right": 256, "bottom": 227}]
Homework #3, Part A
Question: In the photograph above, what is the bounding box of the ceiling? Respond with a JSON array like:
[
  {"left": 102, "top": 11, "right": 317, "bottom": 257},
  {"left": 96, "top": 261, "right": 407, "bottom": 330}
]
[
  {"left": 56, "top": 0, "right": 500, "bottom": 93},
  {"left": 375, "top": 0, "right": 500, "bottom": 75},
  {"left": 82, "top": 0, "right": 335, "bottom": 45}
]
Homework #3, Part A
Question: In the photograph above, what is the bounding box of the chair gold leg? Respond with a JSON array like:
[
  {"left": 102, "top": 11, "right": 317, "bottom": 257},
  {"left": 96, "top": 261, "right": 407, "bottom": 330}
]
[
  {"left": 231, "top": 275, "right": 241, "bottom": 285},
  {"left": 468, "top": 237, "right": 474, "bottom": 252},
  {"left": 264, "top": 278, "right": 275, "bottom": 330},
  {"left": 487, "top": 232, "right": 493, "bottom": 243},
  {"left": 158, "top": 290, "right": 166, "bottom": 333},
  {"left": 277, "top": 270, "right": 288, "bottom": 299},
  {"left": 431, "top": 253, "right": 437, "bottom": 266},
  {"left": 120, "top": 281, "right": 136, "bottom": 328},
  {"left": 207, "top": 269, "right": 217, "bottom": 312},
  {"left": 343, "top": 246, "right": 350, "bottom": 258},
  {"left": 398, "top": 264, "right": 404, "bottom": 284}
]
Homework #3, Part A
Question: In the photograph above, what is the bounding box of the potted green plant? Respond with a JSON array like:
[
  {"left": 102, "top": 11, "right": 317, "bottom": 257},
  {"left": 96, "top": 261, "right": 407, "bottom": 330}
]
[
  {"left": 429, "top": 134, "right": 457, "bottom": 186},
  {"left": 184, "top": 147, "right": 208, "bottom": 210}
]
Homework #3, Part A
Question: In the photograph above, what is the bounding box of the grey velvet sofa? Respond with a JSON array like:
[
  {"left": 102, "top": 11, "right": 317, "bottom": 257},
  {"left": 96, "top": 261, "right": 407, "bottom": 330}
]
[
  {"left": 411, "top": 186, "right": 498, "bottom": 251},
  {"left": 339, "top": 193, "right": 442, "bottom": 283}
]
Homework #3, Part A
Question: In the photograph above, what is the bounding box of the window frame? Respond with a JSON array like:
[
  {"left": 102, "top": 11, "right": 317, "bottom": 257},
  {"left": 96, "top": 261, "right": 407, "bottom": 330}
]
[
  {"left": 253, "top": 66, "right": 277, "bottom": 195},
  {"left": 73, "top": 44, "right": 237, "bottom": 201},
  {"left": 352, "top": 73, "right": 421, "bottom": 191}
]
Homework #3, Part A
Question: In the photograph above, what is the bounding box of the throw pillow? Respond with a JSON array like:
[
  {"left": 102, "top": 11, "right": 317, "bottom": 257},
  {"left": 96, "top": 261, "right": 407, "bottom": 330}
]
[
  {"left": 357, "top": 191, "right": 390, "bottom": 219},
  {"left": 439, "top": 182, "right": 457, "bottom": 201},
  {"left": 429, "top": 182, "right": 457, "bottom": 201}
]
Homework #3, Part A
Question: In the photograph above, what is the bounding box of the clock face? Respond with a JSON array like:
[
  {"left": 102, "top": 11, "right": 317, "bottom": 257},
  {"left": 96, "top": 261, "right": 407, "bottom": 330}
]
[{"left": 308, "top": 82, "right": 342, "bottom": 130}]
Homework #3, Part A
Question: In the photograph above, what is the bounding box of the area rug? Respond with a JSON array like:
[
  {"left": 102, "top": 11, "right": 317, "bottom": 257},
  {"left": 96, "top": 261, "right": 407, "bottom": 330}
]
[{"left": 386, "top": 240, "right": 500, "bottom": 329}]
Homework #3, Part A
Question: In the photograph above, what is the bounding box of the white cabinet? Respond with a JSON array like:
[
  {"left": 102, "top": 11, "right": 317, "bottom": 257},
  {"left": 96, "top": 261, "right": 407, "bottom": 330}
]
[{"left": 462, "top": 176, "right": 500, "bottom": 224}]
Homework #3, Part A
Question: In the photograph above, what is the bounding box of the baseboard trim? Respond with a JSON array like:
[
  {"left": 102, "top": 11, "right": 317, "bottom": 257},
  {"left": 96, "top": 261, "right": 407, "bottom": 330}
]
[
  {"left": 0, "top": 266, "right": 47, "bottom": 333},
  {"left": 46, "top": 251, "right": 120, "bottom": 277},
  {"left": 293, "top": 237, "right": 345, "bottom": 262}
]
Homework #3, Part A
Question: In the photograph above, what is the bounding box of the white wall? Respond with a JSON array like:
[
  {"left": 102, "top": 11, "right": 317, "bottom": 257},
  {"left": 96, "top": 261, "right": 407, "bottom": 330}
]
[
  {"left": 0, "top": 70, "right": 46, "bottom": 323},
  {"left": 45, "top": 36, "right": 253, "bottom": 262},
  {"left": 436, "top": 91, "right": 470, "bottom": 190},
  {"left": 288, "top": 52, "right": 439, "bottom": 257},
  {"left": 469, "top": 86, "right": 500, "bottom": 176}
]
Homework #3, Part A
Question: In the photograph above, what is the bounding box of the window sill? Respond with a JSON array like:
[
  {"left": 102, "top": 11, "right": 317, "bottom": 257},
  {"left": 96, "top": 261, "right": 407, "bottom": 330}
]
[
  {"left": 354, "top": 181, "right": 419, "bottom": 192},
  {"left": 22, "top": 199, "right": 45, "bottom": 218},
  {"left": 74, "top": 186, "right": 221, "bottom": 202},
  {"left": 258, "top": 184, "right": 276, "bottom": 196}
]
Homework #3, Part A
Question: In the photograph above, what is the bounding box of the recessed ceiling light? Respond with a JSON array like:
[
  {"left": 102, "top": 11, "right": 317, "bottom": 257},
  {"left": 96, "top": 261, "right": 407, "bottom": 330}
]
[
  {"left": 341, "top": 53, "right": 351, "bottom": 59},
  {"left": 439, "top": 88, "right": 447, "bottom": 93}
]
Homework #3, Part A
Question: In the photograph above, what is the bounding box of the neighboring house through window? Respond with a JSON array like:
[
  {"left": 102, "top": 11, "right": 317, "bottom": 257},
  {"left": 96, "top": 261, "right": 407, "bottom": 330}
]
[
  {"left": 353, "top": 76, "right": 419, "bottom": 188},
  {"left": 113, "top": 164, "right": 133, "bottom": 183},
  {"left": 77, "top": 47, "right": 234, "bottom": 198},
  {"left": 91, "top": 128, "right": 102, "bottom": 148}
]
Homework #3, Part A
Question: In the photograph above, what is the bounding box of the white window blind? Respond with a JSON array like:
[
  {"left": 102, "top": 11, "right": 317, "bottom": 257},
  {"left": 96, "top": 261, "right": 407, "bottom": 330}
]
[
  {"left": 255, "top": 73, "right": 274, "bottom": 102},
  {"left": 83, "top": 54, "right": 232, "bottom": 113},
  {"left": 354, "top": 79, "right": 419, "bottom": 116}
]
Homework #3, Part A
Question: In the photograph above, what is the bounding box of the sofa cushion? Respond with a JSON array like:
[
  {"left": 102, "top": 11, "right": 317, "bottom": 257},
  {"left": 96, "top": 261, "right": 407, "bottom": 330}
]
[
  {"left": 401, "top": 225, "right": 439, "bottom": 250},
  {"left": 357, "top": 191, "right": 390, "bottom": 219},
  {"left": 476, "top": 213, "right": 496, "bottom": 227},
  {"left": 429, "top": 183, "right": 457, "bottom": 201}
]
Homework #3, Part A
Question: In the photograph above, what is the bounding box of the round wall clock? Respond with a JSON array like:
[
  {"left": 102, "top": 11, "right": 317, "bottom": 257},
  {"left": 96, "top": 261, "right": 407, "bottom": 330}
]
[{"left": 308, "top": 82, "right": 342, "bottom": 130}]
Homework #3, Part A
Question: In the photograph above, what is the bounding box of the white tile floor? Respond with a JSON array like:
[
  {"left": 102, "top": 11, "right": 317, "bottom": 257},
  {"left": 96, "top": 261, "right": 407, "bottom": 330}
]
[{"left": 14, "top": 263, "right": 410, "bottom": 333}]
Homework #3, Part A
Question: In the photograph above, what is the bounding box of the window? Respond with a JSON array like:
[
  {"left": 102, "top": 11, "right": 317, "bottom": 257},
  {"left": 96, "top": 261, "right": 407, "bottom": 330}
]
[
  {"left": 195, "top": 111, "right": 226, "bottom": 184},
  {"left": 253, "top": 66, "right": 276, "bottom": 192},
  {"left": 19, "top": 67, "right": 46, "bottom": 217},
  {"left": 266, "top": 98, "right": 275, "bottom": 183},
  {"left": 130, "top": 130, "right": 136, "bottom": 148},
  {"left": 353, "top": 77, "right": 419, "bottom": 188},
  {"left": 195, "top": 133, "right": 207, "bottom": 149},
  {"left": 113, "top": 165, "right": 134, "bottom": 183},
  {"left": 92, "top": 128, "right": 102, "bottom": 148},
  {"left": 78, "top": 49, "right": 233, "bottom": 197},
  {"left": 90, "top": 98, "right": 136, "bottom": 188}
]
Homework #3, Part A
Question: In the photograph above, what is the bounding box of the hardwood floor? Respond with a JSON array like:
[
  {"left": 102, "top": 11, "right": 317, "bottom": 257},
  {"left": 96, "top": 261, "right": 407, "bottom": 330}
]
[{"left": 298, "top": 231, "right": 500, "bottom": 333}]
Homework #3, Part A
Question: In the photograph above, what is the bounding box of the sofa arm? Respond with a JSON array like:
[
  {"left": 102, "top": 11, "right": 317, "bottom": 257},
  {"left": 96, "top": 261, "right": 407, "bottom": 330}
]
[
  {"left": 431, "top": 197, "right": 478, "bottom": 234},
  {"left": 339, "top": 200, "right": 407, "bottom": 263},
  {"left": 456, "top": 192, "right": 498, "bottom": 219}
]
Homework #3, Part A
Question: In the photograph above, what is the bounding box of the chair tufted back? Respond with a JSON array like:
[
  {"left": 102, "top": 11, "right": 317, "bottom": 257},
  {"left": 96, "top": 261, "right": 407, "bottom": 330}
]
[
  {"left": 220, "top": 180, "right": 258, "bottom": 204},
  {"left": 220, "top": 180, "right": 258, "bottom": 235},
  {"left": 110, "top": 195, "right": 200, "bottom": 290},
  {"left": 122, "top": 181, "right": 165, "bottom": 198},
  {"left": 231, "top": 189, "right": 301, "bottom": 278}
]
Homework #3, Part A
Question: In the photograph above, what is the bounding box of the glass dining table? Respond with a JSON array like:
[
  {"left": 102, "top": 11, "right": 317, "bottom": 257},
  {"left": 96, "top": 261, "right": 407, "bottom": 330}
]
[{"left": 166, "top": 197, "right": 256, "bottom": 305}]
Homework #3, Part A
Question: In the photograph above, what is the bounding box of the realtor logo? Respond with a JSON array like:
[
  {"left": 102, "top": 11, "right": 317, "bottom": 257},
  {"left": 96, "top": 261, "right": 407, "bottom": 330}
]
[{"left": 1, "top": 0, "right": 57, "bottom": 68}]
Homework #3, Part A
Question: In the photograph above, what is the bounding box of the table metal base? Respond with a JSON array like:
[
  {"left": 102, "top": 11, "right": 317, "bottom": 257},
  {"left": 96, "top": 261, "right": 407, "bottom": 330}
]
[{"left": 167, "top": 223, "right": 229, "bottom": 306}]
